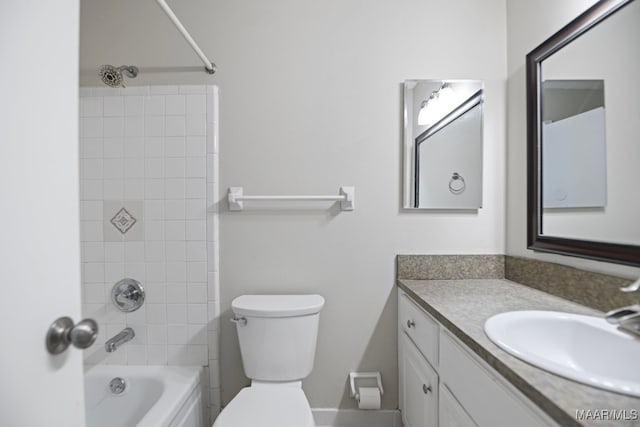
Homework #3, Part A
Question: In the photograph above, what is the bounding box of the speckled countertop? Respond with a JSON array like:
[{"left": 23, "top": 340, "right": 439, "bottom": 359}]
[{"left": 398, "top": 279, "right": 640, "bottom": 427}]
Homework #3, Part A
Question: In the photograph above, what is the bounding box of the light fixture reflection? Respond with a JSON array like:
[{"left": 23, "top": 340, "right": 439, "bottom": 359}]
[{"left": 417, "top": 83, "right": 456, "bottom": 127}]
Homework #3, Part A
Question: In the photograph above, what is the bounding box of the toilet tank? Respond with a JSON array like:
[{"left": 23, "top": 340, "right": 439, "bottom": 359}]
[{"left": 232, "top": 294, "right": 325, "bottom": 382}]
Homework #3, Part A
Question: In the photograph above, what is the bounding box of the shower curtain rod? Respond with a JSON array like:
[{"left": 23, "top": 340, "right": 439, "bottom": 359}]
[{"left": 155, "top": 0, "right": 216, "bottom": 74}]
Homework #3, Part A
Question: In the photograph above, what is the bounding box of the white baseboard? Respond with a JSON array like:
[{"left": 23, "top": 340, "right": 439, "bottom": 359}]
[{"left": 312, "top": 408, "right": 402, "bottom": 427}]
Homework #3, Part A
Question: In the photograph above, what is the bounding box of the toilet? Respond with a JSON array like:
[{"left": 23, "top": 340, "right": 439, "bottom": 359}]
[{"left": 213, "top": 294, "right": 325, "bottom": 427}]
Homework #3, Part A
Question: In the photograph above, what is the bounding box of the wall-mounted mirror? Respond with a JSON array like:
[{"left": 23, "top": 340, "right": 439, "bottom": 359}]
[
  {"left": 527, "top": 0, "right": 640, "bottom": 266},
  {"left": 403, "top": 80, "right": 484, "bottom": 209}
]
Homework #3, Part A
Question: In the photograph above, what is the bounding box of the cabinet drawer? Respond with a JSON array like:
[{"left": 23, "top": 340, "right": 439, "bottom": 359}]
[
  {"left": 439, "top": 330, "right": 556, "bottom": 427},
  {"left": 399, "top": 291, "right": 439, "bottom": 367}
]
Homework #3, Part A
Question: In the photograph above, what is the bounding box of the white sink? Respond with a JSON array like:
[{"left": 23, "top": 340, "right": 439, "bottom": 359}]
[{"left": 484, "top": 310, "right": 640, "bottom": 396}]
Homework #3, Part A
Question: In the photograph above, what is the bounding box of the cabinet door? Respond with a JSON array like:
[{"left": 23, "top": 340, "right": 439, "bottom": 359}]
[
  {"left": 400, "top": 332, "right": 438, "bottom": 427},
  {"left": 439, "top": 384, "right": 477, "bottom": 427}
]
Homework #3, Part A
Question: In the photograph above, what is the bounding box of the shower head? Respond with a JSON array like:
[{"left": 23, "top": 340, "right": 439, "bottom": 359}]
[{"left": 99, "top": 65, "right": 139, "bottom": 88}]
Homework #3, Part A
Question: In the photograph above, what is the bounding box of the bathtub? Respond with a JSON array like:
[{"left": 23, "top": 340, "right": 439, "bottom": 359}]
[{"left": 84, "top": 365, "right": 204, "bottom": 427}]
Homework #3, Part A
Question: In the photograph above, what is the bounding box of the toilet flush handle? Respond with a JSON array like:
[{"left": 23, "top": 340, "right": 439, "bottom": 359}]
[{"left": 230, "top": 316, "right": 247, "bottom": 327}]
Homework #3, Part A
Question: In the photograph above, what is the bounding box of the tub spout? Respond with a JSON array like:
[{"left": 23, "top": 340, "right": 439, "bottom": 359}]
[{"left": 105, "top": 327, "right": 135, "bottom": 353}]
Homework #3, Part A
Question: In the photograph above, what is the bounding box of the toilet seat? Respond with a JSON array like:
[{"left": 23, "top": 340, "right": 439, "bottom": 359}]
[{"left": 212, "top": 386, "right": 315, "bottom": 427}]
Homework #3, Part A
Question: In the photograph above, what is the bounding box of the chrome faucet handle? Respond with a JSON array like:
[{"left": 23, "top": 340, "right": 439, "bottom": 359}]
[
  {"left": 620, "top": 277, "right": 640, "bottom": 293},
  {"left": 605, "top": 305, "right": 640, "bottom": 324},
  {"left": 111, "top": 278, "right": 145, "bottom": 312}
]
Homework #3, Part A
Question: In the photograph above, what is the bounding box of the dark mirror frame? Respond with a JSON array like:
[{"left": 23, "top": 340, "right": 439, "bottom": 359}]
[{"left": 526, "top": 0, "right": 640, "bottom": 267}]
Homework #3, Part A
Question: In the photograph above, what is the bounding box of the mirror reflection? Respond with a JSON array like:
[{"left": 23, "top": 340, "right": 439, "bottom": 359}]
[
  {"left": 403, "top": 80, "right": 484, "bottom": 209},
  {"left": 538, "top": 0, "right": 640, "bottom": 245}
]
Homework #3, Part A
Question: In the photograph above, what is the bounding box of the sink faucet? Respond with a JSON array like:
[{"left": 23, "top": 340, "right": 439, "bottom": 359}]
[
  {"left": 605, "top": 278, "right": 640, "bottom": 337},
  {"left": 105, "top": 327, "right": 135, "bottom": 352}
]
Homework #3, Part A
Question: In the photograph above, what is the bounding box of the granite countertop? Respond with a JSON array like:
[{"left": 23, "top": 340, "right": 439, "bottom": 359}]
[{"left": 398, "top": 278, "right": 640, "bottom": 427}]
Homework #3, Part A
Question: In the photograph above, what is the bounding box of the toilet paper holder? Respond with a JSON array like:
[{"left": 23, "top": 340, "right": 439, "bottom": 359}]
[{"left": 349, "top": 371, "right": 384, "bottom": 400}]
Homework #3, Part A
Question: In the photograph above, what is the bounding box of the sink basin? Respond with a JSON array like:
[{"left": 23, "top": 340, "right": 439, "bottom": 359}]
[{"left": 484, "top": 310, "right": 640, "bottom": 397}]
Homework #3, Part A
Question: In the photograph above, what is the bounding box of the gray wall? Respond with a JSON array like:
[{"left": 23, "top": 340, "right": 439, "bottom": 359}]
[{"left": 81, "top": 0, "right": 508, "bottom": 409}]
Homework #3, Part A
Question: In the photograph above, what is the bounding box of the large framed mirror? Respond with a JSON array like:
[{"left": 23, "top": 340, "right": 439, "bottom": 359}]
[
  {"left": 527, "top": 0, "right": 640, "bottom": 266},
  {"left": 403, "top": 80, "right": 484, "bottom": 209}
]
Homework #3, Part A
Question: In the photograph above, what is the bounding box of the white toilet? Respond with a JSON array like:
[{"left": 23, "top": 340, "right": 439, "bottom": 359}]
[{"left": 213, "top": 294, "right": 325, "bottom": 427}]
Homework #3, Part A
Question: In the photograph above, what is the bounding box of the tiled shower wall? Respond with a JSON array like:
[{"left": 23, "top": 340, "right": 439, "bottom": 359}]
[{"left": 79, "top": 85, "right": 220, "bottom": 417}]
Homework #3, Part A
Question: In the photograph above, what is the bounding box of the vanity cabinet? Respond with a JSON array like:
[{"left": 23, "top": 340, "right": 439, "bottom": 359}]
[
  {"left": 398, "top": 289, "right": 556, "bottom": 427},
  {"left": 399, "top": 332, "right": 438, "bottom": 427}
]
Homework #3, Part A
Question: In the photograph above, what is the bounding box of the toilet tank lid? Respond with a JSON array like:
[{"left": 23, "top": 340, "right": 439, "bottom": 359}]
[{"left": 232, "top": 294, "right": 325, "bottom": 318}]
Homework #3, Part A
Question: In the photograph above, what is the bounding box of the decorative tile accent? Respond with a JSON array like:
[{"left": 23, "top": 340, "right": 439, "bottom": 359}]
[{"left": 110, "top": 207, "right": 137, "bottom": 234}]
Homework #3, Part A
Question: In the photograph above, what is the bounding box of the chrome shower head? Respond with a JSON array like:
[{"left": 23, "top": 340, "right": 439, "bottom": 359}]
[{"left": 99, "top": 65, "right": 139, "bottom": 88}]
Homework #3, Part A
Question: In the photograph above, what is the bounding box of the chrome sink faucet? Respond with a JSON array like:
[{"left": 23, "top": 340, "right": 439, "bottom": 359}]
[
  {"left": 605, "top": 278, "right": 640, "bottom": 337},
  {"left": 105, "top": 327, "right": 135, "bottom": 352}
]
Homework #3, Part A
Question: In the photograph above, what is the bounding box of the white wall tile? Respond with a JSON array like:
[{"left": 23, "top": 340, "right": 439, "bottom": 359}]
[
  {"left": 166, "top": 116, "right": 186, "bottom": 137},
  {"left": 103, "top": 117, "right": 124, "bottom": 137},
  {"left": 165, "top": 137, "right": 186, "bottom": 157},
  {"left": 124, "top": 158, "right": 145, "bottom": 178},
  {"left": 145, "top": 137, "right": 164, "bottom": 158},
  {"left": 165, "top": 241, "right": 186, "bottom": 261},
  {"left": 145, "top": 116, "right": 164, "bottom": 137},
  {"left": 145, "top": 96, "right": 165, "bottom": 116},
  {"left": 82, "top": 242, "right": 104, "bottom": 262},
  {"left": 145, "top": 262, "right": 166, "bottom": 282},
  {"left": 167, "top": 304, "right": 187, "bottom": 324},
  {"left": 124, "top": 137, "right": 144, "bottom": 158},
  {"left": 186, "top": 241, "right": 207, "bottom": 261},
  {"left": 104, "top": 137, "right": 124, "bottom": 158},
  {"left": 185, "top": 199, "right": 207, "bottom": 220},
  {"left": 186, "top": 220, "right": 206, "bottom": 241},
  {"left": 186, "top": 95, "right": 207, "bottom": 116},
  {"left": 103, "top": 159, "right": 124, "bottom": 179},
  {"left": 166, "top": 262, "right": 186, "bottom": 282},
  {"left": 165, "top": 95, "right": 186, "bottom": 115},
  {"left": 103, "top": 179, "right": 124, "bottom": 200},
  {"left": 125, "top": 96, "right": 145, "bottom": 116},
  {"left": 103, "top": 96, "right": 124, "bottom": 116},
  {"left": 124, "top": 179, "right": 145, "bottom": 199},
  {"left": 165, "top": 221, "right": 186, "bottom": 241},
  {"left": 147, "top": 325, "right": 168, "bottom": 344},
  {"left": 187, "top": 284, "right": 207, "bottom": 303},
  {"left": 187, "top": 262, "right": 207, "bottom": 283},
  {"left": 186, "top": 114, "right": 207, "bottom": 136},
  {"left": 186, "top": 136, "right": 206, "bottom": 157},
  {"left": 165, "top": 179, "right": 186, "bottom": 199},
  {"left": 81, "top": 97, "right": 103, "bottom": 117},
  {"left": 167, "top": 325, "right": 188, "bottom": 345},
  {"left": 82, "top": 159, "right": 104, "bottom": 180},
  {"left": 185, "top": 157, "right": 206, "bottom": 178},
  {"left": 81, "top": 117, "right": 103, "bottom": 138},
  {"left": 145, "top": 221, "right": 165, "bottom": 240},
  {"left": 124, "top": 241, "right": 145, "bottom": 262},
  {"left": 166, "top": 283, "right": 187, "bottom": 304},
  {"left": 147, "top": 304, "right": 167, "bottom": 324},
  {"left": 125, "top": 117, "right": 145, "bottom": 137},
  {"left": 80, "top": 86, "right": 218, "bottom": 369},
  {"left": 165, "top": 200, "right": 186, "bottom": 220},
  {"left": 147, "top": 345, "right": 168, "bottom": 364},
  {"left": 165, "top": 158, "right": 185, "bottom": 178},
  {"left": 145, "top": 283, "right": 166, "bottom": 303},
  {"left": 188, "top": 324, "right": 208, "bottom": 345},
  {"left": 144, "top": 158, "right": 164, "bottom": 178},
  {"left": 104, "top": 242, "right": 124, "bottom": 262},
  {"left": 81, "top": 180, "right": 103, "bottom": 201}
]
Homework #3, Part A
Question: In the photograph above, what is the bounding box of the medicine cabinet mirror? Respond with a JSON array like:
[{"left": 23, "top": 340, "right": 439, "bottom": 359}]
[
  {"left": 527, "top": 0, "right": 640, "bottom": 265},
  {"left": 403, "top": 80, "right": 484, "bottom": 209}
]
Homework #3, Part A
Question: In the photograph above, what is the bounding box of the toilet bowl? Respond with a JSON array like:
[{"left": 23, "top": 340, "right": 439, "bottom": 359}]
[{"left": 212, "top": 294, "right": 325, "bottom": 427}]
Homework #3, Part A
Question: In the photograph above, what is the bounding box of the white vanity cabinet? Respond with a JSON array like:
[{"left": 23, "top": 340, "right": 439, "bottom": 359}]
[{"left": 398, "top": 289, "right": 557, "bottom": 427}]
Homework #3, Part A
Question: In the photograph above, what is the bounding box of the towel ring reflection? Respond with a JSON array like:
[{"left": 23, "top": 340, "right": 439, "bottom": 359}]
[{"left": 449, "top": 172, "right": 466, "bottom": 195}]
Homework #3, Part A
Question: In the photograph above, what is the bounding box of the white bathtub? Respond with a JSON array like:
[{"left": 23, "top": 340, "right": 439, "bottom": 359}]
[{"left": 84, "top": 365, "right": 204, "bottom": 427}]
